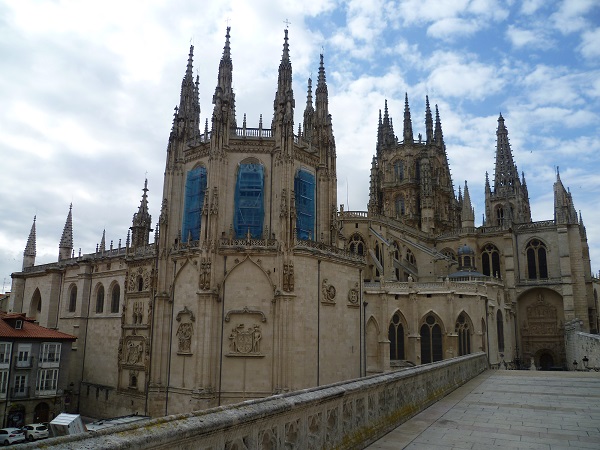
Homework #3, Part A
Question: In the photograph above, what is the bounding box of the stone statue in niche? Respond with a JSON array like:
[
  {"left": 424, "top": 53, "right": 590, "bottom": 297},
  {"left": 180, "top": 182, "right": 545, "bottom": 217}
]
[
  {"left": 133, "top": 301, "right": 143, "bottom": 324},
  {"left": 322, "top": 279, "right": 336, "bottom": 303},
  {"left": 126, "top": 340, "right": 143, "bottom": 365},
  {"left": 283, "top": 262, "right": 294, "bottom": 292},
  {"left": 199, "top": 258, "right": 211, "bottom": 290},
  {"left": 176, "top": 322, "right": 193, "bottom": 354},
  {"left": 228, "top": 324, "right": 263, "bottom": 356}
]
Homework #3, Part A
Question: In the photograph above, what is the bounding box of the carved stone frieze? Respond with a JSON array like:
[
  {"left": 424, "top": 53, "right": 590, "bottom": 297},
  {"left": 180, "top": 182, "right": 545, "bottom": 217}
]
[
  {"left": 321, "top": 279, "right": 336, "bottom": 304},
  {"left": 199, "top": 258, "right": 211, "bottom": 290},
  {"left": 227, "top": 323, "right": 263, "bottom": 357},
  {"left": 127, "top": 266, "right": 151, "bottom": 293},
  {"left": 282, "top": 262, "right": 294, "bottom": 292},
  {"left": 176, "top": 306, "right": 195, "bottom": 355},
  {"left": 347, "top": 282, "right": 359, "bottom": 307}
]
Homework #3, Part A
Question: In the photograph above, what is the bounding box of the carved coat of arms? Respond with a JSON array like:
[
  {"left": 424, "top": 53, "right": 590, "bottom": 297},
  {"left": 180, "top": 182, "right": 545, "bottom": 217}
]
[{"left": 228, "top": 324, "right": 262, "bottom": 356}]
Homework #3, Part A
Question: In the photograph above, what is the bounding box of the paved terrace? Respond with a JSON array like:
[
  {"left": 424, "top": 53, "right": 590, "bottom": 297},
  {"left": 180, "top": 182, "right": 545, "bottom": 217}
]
[{"left": 367, "top": 370, "right": 600, "bottom": 450}]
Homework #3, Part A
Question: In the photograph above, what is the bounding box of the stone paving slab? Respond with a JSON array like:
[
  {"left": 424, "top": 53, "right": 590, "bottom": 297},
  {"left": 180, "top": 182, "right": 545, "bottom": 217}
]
[{"left": 366, "top": 370, "right": 600, "bottom": 450}]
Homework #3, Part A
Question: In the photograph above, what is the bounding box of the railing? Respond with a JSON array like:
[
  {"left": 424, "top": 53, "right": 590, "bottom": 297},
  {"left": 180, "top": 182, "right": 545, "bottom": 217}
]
[
  {"left": 15, "top": 356, "right": 33, "bottom": 368},
  {"left": 234, "top": 127, "right": 273, "bottom": 139},
  {"left": 219, "top": 237, "right": 279, "bottom": 250},
  {"left": 294, "top": 239, "right": 366, "bottom": 263},
  {"left": 10, "top": 387, "right": 30, "bottom": 398},
  {"left": 517, "top": 277, "right": 562, "bottom": 286},
  {"left": 32, "top": 354, "right": 487, "bottom": 450}
]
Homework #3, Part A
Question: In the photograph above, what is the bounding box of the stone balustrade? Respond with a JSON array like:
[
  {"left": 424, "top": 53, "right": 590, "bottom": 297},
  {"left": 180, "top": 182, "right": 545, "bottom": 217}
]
[{"left": 26, "top": 353, "right": 487, "bottom": 450}]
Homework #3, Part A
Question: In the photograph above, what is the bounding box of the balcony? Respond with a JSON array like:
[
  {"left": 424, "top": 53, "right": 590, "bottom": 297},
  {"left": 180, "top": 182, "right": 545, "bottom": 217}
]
[
  {"left": 15, "top": 356, "right": 33, "bottom": 368},
  {"left": 10, "top": 387, "right": 30, "bottom": 398}
]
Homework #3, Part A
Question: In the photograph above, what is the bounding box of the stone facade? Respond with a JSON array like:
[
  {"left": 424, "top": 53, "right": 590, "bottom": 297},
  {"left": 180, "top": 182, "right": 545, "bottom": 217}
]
[{"left": 9, "top": 28, "right": 597, "bottom": 420}]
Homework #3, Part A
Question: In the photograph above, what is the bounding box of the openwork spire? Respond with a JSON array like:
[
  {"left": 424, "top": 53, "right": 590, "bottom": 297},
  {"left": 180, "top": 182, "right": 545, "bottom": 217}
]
[
  {"left": 403, "top": 93, "right": 413, "bottom": 143},
  {"left": 176, "top": 45, "right": 200, "bottom": 139},
  {"left": 303, "top": 77, "right": 314, "bottom": 142},
  {"left": 212, "top": 26, "right": 236, "bottom": 130},
  {"left": 131, "top": 179, "right": 153, "bottom": 248},
  {"left": 493, "top": 114, "right": 520, "bottom": 192},
  {"left": 58, "top": 204, "right": 73, "bottom": 261},
  {"left": 25, "top": 216, "right": 36, "bottom": 257},
  {"left": 434, "top": 104, "right": 444, "bottom": 145},
  {"left": 425, "top": 96, "right": 433, "bottom": 144}
]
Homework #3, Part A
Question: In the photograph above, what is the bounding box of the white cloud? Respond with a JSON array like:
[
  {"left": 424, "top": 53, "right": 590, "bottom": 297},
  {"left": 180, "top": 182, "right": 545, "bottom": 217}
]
[
  {"left": 506, "top": 24, "right": 553, "bottom": 49},
  {"left": 427, "top": 17, "right": 481, "bottom": 40},
  {"left": 520, "top": 0, "right": 545, "bottom": 15},
  {"left": 579, "top": 27, "right": 600, "bottom": 59},
  {"left": 551, "top": 0, "right": 597, "bottom": 34}
]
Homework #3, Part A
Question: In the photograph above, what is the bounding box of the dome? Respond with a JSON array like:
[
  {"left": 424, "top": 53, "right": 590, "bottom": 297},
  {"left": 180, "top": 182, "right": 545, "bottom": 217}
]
[{"left": 457, "top": 244, "right": 474, "bottom": 256}]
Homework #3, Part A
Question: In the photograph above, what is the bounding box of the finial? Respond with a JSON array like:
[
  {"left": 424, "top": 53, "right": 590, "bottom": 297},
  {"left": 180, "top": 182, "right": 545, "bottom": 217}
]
[{"left": 283, "top": 18, "right": 291, "bottom": 29}]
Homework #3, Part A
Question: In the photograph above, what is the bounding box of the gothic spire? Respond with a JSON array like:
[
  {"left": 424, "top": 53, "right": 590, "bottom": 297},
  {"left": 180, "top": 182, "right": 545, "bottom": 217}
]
[
  {"left": 461, "top": 180, "right": 475, "bottom": 227},
  {"left": 273, "top": 29, "right": 294, "bottom": 128},
  {"left": 493, "top": 114, "right": 520, "bottom": 192},
  {"left": 131, "top": 179, "right": 153, "bottom": 248},
  {"left": 425, "top": 96, "right": 433, "bottom": 144},
  {"left": 434, "top": 104, "right": 444, "bottom": 145},
  {"left": 315, "top": 53, "right": 329, "bottom": 124},
  {"left": 58, "top": 204, "right": 73, "bottom": 261},
  {"left": 303, "top": 76, "right": 314, "bottom": 142},
  {"left": 100, "top": 229, "right": 106, "bottom": 253},
  {"left": 212, "top": 27, "right": 236, "bottom": 130},
  {"left": 176, "top": 45, "right": 201, "bottom": 140},
  {"left": 403, "top": 93, "right": 413, "bottom": 143},
  {"left": 23, "top": 216, "right": 36, "bottom": 269}
]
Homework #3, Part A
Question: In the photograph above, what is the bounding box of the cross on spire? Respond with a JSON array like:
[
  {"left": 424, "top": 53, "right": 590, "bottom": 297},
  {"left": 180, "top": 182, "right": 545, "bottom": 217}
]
[{"left": 284, "top": 18, "right": 291, "bottom": 29}]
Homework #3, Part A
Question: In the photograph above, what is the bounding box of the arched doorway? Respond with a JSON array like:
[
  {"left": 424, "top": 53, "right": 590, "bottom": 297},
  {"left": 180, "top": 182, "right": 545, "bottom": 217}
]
[
  {"left": 538, "top": 352, "right": 555, "bottom": 371},
  {"left": 34, "top": 402, "right": 50, "bottom": 423},
  {"left": 6, "top": 404, "right": 25, "bottom": 428}
]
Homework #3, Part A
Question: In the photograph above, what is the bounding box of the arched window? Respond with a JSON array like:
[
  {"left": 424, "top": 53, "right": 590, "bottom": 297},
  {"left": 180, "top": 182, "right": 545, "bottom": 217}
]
[
  {"left": 68, "top": 285, "right": 77, "bottom": 313},
  {"left": 481, "top": 244, "right": 501, "bottom": 279},
  {"left": 526, "top": 239, "right": 548, "bottom": 279},
  {"left": 294, "top": 169, "right": 315, "bottom": 240},
  {"left": 349, "top": 234, "right": 365, "bottom": 256},
  {"left": 182, "top": 166, "right": 207, "bottom": 242},
  {"left": 495, "top": 206, "right": 504, "bottom": 226},
  {"left": 420, "top": 314, "right": 443, "bottom": 364},
  {"left": 395, "top": 195, "right": 405, "bottom": 217},
  {"left": 96, "top": 285, "right": 104, "bottom": 313},
  {"left": 394, "top": 161, "right": 404, "bottom": 181},
  {"left": 389, "top": 312, "right": 405, "bottom": 360},
  {"left": 137, "top": 276, "right": 144, "bottom": 292},
  {"left": 111, "top": 284, "right": 120, "bottom": 314},
  {"left": 234, "top": 163, "right": 264, "bottom": 238},
  {"left": 29, "top": 289, "right": 42, "bottom": 320},
  {"left": 455, "top": 313, "right": 471, "bottom": 356},
  {"left": 497, "top": 310, "right": 505, "bottom": 353}
]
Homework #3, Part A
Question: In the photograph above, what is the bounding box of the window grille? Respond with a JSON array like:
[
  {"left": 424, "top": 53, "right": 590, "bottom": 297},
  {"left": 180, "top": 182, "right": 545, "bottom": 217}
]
[
  {"left": 182, "top": 166, "right": 207, "bottom": 242},
  {"left": 294, "top": 170, "right": 315, "bottom": 240},
  {"left": 234, "top": 164, "right": 264, "bottom": 238}
]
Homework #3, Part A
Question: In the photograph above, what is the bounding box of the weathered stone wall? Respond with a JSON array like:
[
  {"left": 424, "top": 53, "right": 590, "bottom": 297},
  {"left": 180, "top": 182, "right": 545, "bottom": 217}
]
[
  {"left": 565, "top": 319, "right": 600, "bottom": 370},
  {"left": 24, "top": 353, "right": 487, "bottom": 450}
]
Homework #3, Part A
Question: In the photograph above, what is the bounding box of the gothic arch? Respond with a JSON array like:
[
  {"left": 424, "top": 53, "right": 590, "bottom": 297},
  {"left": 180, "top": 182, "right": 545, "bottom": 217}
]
[
  {"left": 454, "top": 311, "right": 473, "bottom": 356},
  {"left": 67, "top": 283, "right": 77, "bottom": 313},
  {"left": 29, "top": 288, "right": 42, "bottom": 320},
  {"left": 419, "top": 310, "right": 445, "bottom": 364},
  {"left": 94, "top": 282, "right": 105, "bottom": 314},
  {"left": 348, "top": 233, "right": 366, "bottom": 256},
  {"left": 366, "top": 316, "right": 381, "bottom": 374},
  {"left": 388, "top": 309, "right": 408, "bottom": 361},
  {"left": 109, "top": 281, "right": 121, "bottom": 314},
  {"left": 222, "top": 255, "right": 276, "bottom": 294}
]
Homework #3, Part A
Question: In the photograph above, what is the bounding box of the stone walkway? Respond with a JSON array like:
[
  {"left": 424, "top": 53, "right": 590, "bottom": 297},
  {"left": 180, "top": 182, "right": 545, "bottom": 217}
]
[{"left": 366, "top": 370, "right": 600, "bottom": 449}]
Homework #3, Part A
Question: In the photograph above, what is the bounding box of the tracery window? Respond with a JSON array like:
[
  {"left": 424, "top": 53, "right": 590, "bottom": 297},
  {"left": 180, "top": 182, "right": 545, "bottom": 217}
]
[
  {"left": 294, "top": 169, "right": 315, "bottom": 240},
  {"left": 96, "top": 285, "right": 104, "bottom": 314},
  {"left": 349, "top": 234, "right": 365, "bottom": 256},
  {"left": 455, "top": 313, "right": 471, "bottom": 356},
  {"left": 394, "top": 161, "right": 404, "bottom": 181},
  {"left": 68, "top": 285, "right": 77, "bottom": 313},
  {"left": 234, "top": 163, "right": 264, "bottom": 238},
  {"left": 420, "top": 314, "right": 443, "bottom": 364},
  {"left": 111, "top": 284, "right": 120, "bottom": 314},
  {"left": 182, "top": 166, "right": 207, "bottom": 242},
  {"left": 495, "top": 206, "right": 504, "bottom": 226},
  {"left": 395, "top": 195, "right": 405, "bottom": 217},
  {"left": 526, "top": 239, "right": 548, "bottom": 279},
  {"left": 481, "top": 244, "right": 501, "bottom": 279},
  {"left": 389, "top": 312, "right": 405, "bottom": 360},
  {"left": 497, "top": 310, "right": 505, "bottom": 353}
]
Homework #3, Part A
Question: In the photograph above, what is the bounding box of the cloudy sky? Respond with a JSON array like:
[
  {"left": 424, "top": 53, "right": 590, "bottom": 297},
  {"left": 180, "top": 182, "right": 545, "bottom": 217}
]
[{"left": 1, "top": 0, "right": 599, "bottom": 292}]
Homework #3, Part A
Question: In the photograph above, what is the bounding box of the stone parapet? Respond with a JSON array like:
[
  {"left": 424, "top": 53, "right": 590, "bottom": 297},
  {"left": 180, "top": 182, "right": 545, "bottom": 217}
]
[{"left": 24, "top": 353, "right": 487, "bottom": 450}]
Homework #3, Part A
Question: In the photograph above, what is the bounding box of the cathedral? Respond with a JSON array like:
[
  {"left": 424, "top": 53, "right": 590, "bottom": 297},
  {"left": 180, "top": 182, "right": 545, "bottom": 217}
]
[{"left": 9, "top": 28, "right": 597, "bottom": 421}]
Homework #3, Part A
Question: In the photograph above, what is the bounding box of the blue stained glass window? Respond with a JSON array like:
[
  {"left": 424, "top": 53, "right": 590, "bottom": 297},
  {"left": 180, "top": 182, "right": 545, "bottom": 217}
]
[
  {"left": 294, "top": 169, "right": 315, "bottom": 240},
  {"left": 182, "top": 166, "right": 207, "bottom": 242},
  {"left": 234, "top": 163, "right": 264, "bottom": 238}
]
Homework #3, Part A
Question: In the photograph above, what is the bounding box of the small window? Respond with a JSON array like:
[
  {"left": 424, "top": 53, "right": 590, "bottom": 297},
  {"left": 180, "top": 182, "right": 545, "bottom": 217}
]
[
  {"left": 68, "top": 285, "right": 77, "bottom": 313},
  {"left": 111, "top": 284, "right": 120, "bottom": 314},
  {"left": 96, "top": 285, "right": 104, "bottom": 313},
  {"left": 15, "top": 320, "right": 22, "bottom": 330}
]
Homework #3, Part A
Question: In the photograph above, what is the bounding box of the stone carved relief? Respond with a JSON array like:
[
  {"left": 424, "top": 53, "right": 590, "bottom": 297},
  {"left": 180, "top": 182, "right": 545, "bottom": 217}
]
[
  {"left": 133, "top": 301, "right": 144, "bottom": 324},
  {"left": 283, "top": 262, "right": 294, "bottom": 292},
  {"left": 522, "top": 293, "right": 559, "bottom": 336},
  {"left": 210, "top": 187, "right": 219, "bottom": 215},
  {"left": 343, "top": 400, "right": 353, "bottom": 434},
  {"left": 347, "top": 282, "right": 359, "bottom": 306},
  {"left": 258, "top": 427, "right": 277, "bottom": 450},
  {"left": 285, "top": 419, "right": 300, "bottom": 448},
  {"left": 176, "top": 306, "right": 195, "bottom": 355},
  {"left": 307, "top": 413, "right": 321, "bottom": 450},
  {"left": 199, "top": 258, "right": 211, "bottom": 290},
  {"left": 127, "top": 266, "right": 151, "bottom": 292},
  {"left": 321, "top": 279, "right": 336, "bottom": 304},
  {"left": 280, "top": 188, "right": 288, "bottom": 217},
  {"left": 118, "top": 337, "right": 144, "bottom": 367},
  {"left": 326, "top": 408, "right": 338, "bottom": 443},
  {"left": 227, "top": 324, "right": 263, "bottom": 356},
  {"left": 225, "top": 436, "right": 249, "bottom": 450}
]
